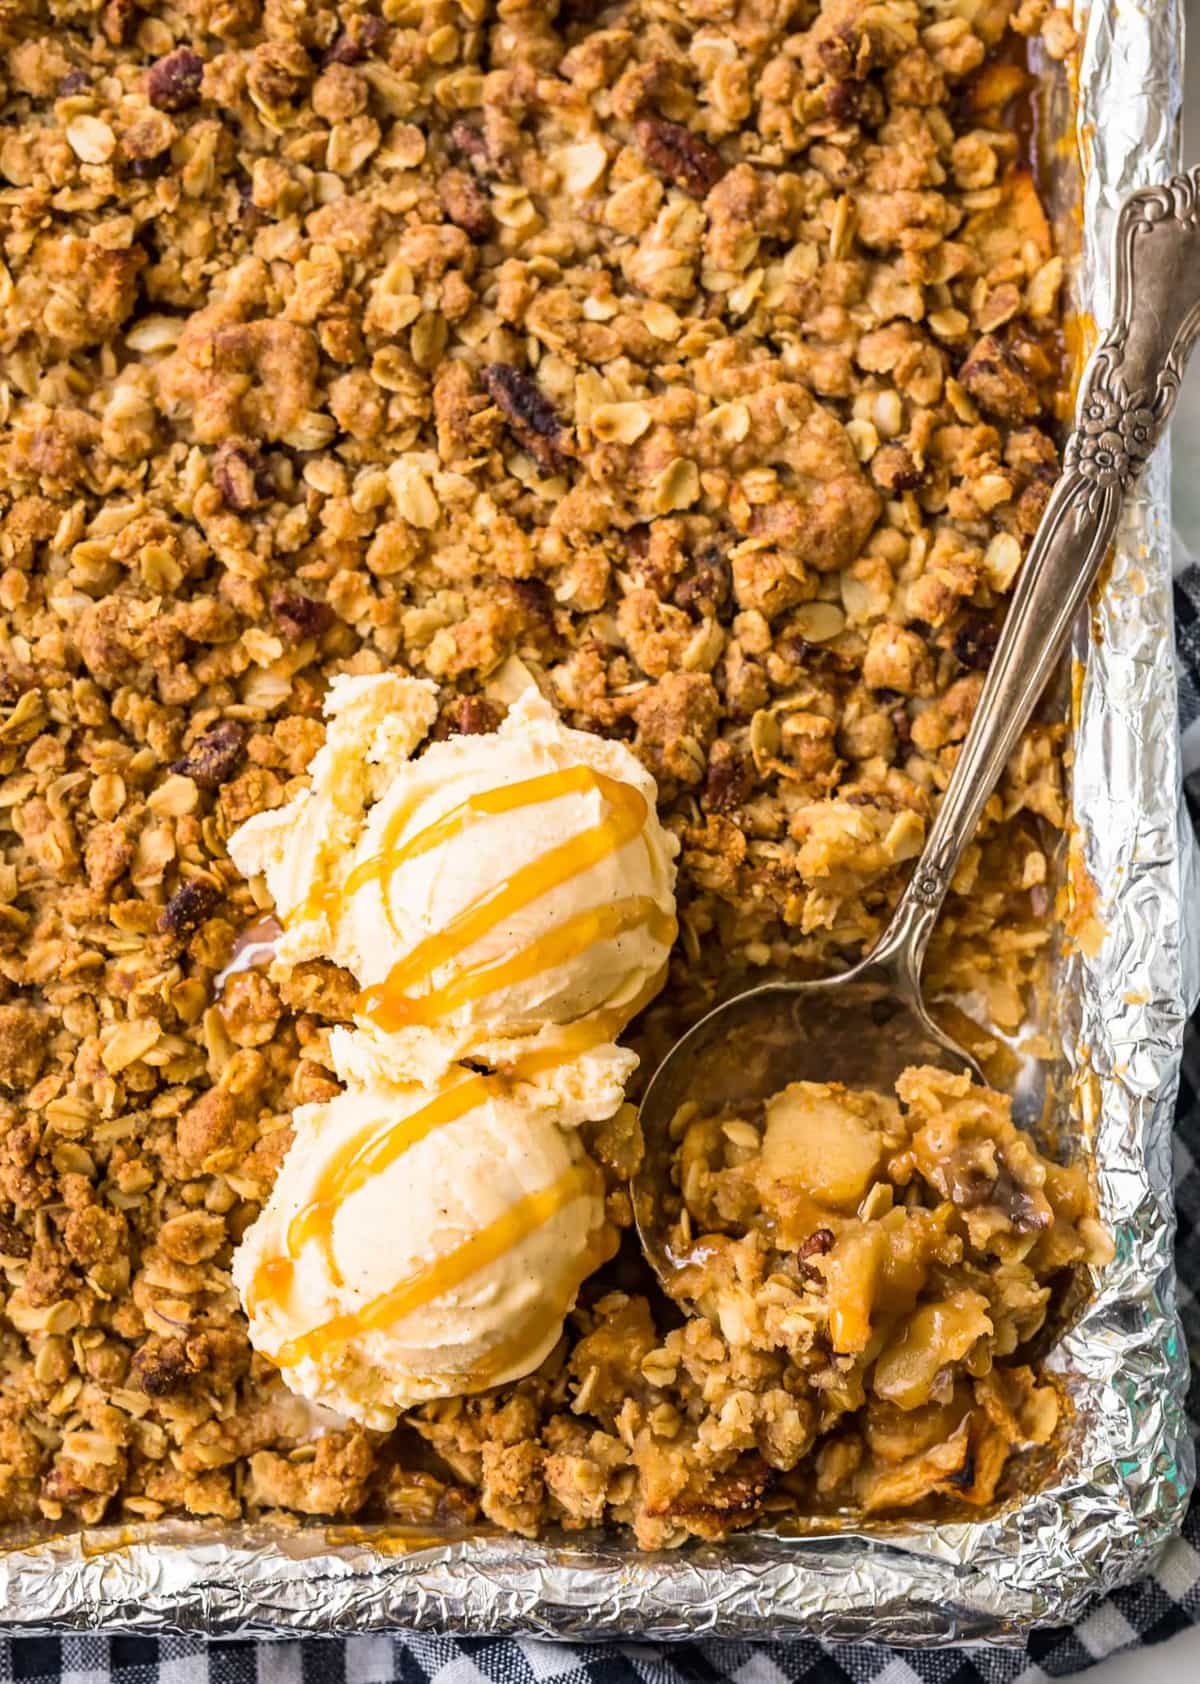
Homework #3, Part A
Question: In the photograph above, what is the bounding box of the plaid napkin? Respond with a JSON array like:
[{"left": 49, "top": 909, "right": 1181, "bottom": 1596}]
[{"left": 3, "top": 569, "right": 1200, "bottom": 1684}]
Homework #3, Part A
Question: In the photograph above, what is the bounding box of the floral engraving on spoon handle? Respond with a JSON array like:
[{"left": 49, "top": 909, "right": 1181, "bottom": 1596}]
[
  {"left": 1072, "top": 377, "right": 1159, "bottom": 496},
  {"left": 1070, "top": 177, "right": 1200, "bottom": 511}
]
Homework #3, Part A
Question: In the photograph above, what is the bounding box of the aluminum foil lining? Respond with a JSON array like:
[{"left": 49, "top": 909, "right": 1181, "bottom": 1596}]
[{"left": 2, "top": 0, "right": 1196, "bottom": 1642}]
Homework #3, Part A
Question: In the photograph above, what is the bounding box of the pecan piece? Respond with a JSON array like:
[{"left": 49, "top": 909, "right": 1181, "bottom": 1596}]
[
  {"left": 171, "top": 721, "right": 246, "bottom": 789},
  {"left": 482, "top": 364, "right": 568, "bottom": 472},
  {"left": 431, "top": 696, "right": 504, "bottom": 740},
  {"left": 130, "top": 1337, "right": 195, "bottom": 1398},
  {"left": 953, "top": 613, "right": 998, "bottom": 672},
  {"left": 323, "top": 15, "right": 384, "bottom": 65},
  {"left": 673, "top": 545, "right": 730, "bottom": 617},
  {"left": 146, "top": 48, "right": 204, "bottom": 114},
  {"left": 994, "top": 1169, "right": 1053, "bottom": 1233},
  {"left": 0, "top": 1214, "right": 32, "bottom": 1259},
  {"left": 448, "top": 119, "right": 490, "bottom": 173},
  {"left": 160, "top": 877, "right": 221, "bottom": 938},
  {"left": 440, "top": 168, "right": 492, "bottom": 241},
  {"left": 1013, "top": 473, "right": 1054, "bottom": 538},
  {"left": 701, "top": 741, "right": 754, "bottom": 814},
  {"left": 825, "top": 79, "right": 864, "bottom": 123},
  {"left": 270, "top": 589, "right": 335, "bottom": 642},
  {"left": 818, "top": 19, "right": 892, "bottom": 80},
  {"left": 797, "top": 1226, "right": 835, "bottom": 1281},
  {"left": 212, "top": 440, "right": 272, "bottom": 511},
  {"left": 659, "top": 1454, "right": 771, "bottom": 1528},
  {"left": 505, "top": 576, "right": 556, "bottom": 628},
  {"left": 945, "top": 1163, "right": 995, "bottom": 1208},
  {"left": 797, "top": 1228, "right": 835, "bottom": 1259},
  {"left": 635, "top": 115, "right": 727, "bottom": 198},
  {"left": 959, "top": 334, "right": 1040, "bottom": 422},
  {"left": 236, "top": 177, "right": 266, "bottom": 233}
]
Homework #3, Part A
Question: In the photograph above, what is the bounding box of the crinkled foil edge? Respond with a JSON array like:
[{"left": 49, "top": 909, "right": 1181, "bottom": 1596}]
[{"left": 2, "top": 0, "right": 1196, "bottom": 1642}]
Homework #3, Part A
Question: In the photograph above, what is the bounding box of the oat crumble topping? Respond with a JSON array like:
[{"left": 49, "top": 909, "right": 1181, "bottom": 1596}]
[{"left": 0, "top": 0, "right": 1091, "bottom": 1545}]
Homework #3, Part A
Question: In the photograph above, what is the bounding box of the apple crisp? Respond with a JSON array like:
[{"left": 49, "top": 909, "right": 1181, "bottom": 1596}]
[
  {"left": 661, "top": 1067, "right": 1111, "bottom": 1521},
  {"left": 0, "top": 0, "right": 1093, "bottom": 1546}
]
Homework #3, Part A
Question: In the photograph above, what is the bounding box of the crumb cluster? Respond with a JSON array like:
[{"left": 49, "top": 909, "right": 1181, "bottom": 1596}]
[{"left": 0, "top": 0, "right": 1085, "bottom": 1544}]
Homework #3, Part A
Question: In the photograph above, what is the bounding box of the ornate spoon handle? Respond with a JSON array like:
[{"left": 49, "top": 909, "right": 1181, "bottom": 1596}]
[{"left": 874, "top": 168, "right": 1200, "bottom": 986}]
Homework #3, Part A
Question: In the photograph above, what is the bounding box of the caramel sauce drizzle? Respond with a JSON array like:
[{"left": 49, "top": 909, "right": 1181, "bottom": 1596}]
[
  {"left": 287, "top": 1074, "right": 489, "bottom": 1261},
  {"left": 246, "top": 1255, "right": 295, "bottom": 1314},
  {"left": 357, "top": 768, "right": 664, "bottom": 1030},
  {"left": 501, "top": 963, "right": 668, "bottom": 1081},
  {"left": 296, "top": 765, "right": 629, "bottom": 931},
  {"left": 253, "top": 759, "right": 673, "bottom": 1382},
  {"left": 250, "top": 1073, "right": 492, "bottom": 1308},
  {"left": 363, "top": 895, "right": 676, "bottom": 1032},
  {"left": 270, "top": 1160, "right": 599, "bottom": 1369},
  {"left": 253, "top": 967, "right": 667, "bottom": 1316},
  {"left": 250, "top": 964, "right": 661, "bottom": 1315}
]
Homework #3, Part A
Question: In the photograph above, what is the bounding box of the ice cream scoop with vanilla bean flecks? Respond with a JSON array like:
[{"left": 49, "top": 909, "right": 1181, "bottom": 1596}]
[{"left": 226, "top": 671, "right": 678, "bottom": 1425}]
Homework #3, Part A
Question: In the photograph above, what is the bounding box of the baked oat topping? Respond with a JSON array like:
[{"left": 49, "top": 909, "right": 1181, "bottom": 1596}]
[{"left": 0, "top": 0, "right": 1087, "bottom": 1542}]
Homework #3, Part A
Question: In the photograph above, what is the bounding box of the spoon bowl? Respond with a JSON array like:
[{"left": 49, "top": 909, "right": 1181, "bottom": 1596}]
[{"left": 633, "top": 959, "right": 975, "bottom": 1283}]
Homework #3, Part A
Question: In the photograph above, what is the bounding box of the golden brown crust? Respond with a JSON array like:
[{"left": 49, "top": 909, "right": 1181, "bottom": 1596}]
[{"left": 0, "top": 0, "right": 1084, "bottom": 1540}]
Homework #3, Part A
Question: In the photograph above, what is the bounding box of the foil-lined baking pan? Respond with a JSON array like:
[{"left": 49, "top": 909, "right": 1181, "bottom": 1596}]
[{"left": 2, "top": 0, "right": 1197, "bottom": 1641}]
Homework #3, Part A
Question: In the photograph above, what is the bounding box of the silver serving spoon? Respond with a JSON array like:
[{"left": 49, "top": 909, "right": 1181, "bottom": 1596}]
[{"left": 634, "top": 168, "right": 1200, "bottom": 1284}]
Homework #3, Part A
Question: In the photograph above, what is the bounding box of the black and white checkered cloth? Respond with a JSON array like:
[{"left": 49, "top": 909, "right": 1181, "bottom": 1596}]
[{"left": 4, "top": 573, "right": 1200, "bottom": 1684}]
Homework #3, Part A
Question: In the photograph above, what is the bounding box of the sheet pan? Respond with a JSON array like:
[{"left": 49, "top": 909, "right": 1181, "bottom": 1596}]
[{"left": 1, "top": 0, "right": 1196, "bottom": 1641}]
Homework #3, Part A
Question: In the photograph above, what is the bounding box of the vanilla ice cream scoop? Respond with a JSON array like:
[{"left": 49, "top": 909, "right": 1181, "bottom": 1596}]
[
  {"left": 232, "top": 1067, "right": 614, "bottom": 1427},
  {"left": 228, "top": 673, "right": 678, "bottom": 1078},
  {"left": 227, "top": 670, "right": 674, "bottom": 1414}
]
